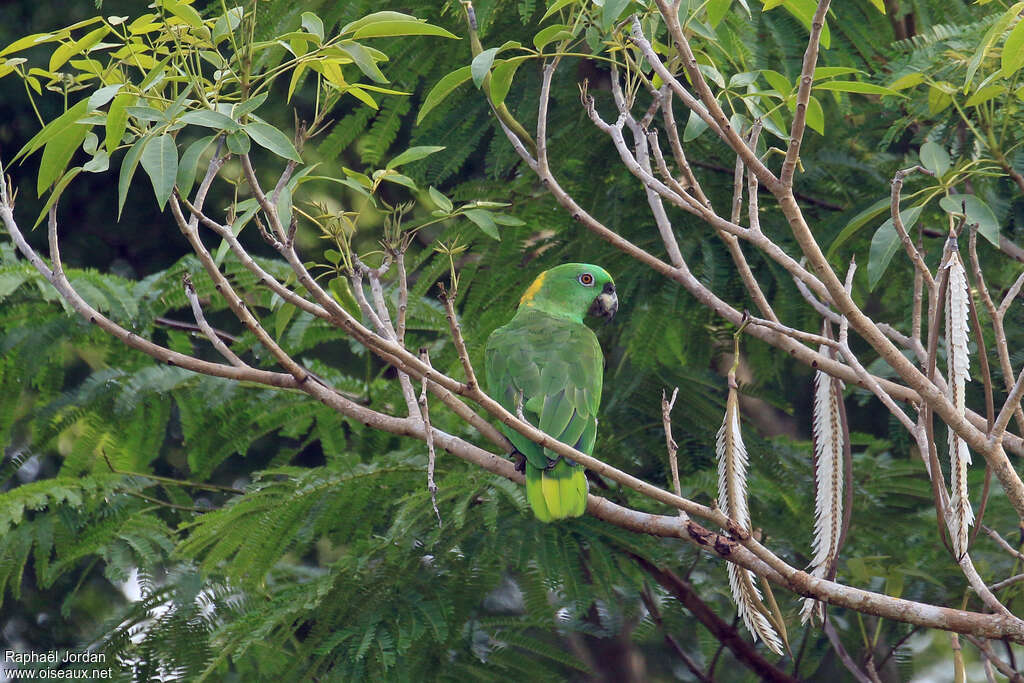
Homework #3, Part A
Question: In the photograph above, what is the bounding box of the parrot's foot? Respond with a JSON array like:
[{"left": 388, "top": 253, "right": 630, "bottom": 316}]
[{"left": 510, "top": 449, "right": 527, "bottom": 473}]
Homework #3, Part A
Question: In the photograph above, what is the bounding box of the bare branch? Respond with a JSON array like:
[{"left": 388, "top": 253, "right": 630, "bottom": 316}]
[
  {"left": 780, "top": 0, "right": 832, "bottom": 187},
  {"left": 183, "top": 274, "right": 247, "bottom": 368},
  {"left": 440, "top": 285, "right": 480, "bottom": 392},
  {"left": 661, "top": 387, "right": 686, "bottom": 519},
  {"left": 636, "top": 11, "right": 777, "bottom": 189},
  {"left": 823, "top": 615, "right": 874, "bottom": 683},
  {"left": 890, "top": 166, "right": 936, "bottom": 289},
  {"left": 419, "top": 348, "right": 441, "bottom": 526},
  {"left": 965, "top": 635, "right": 1024, "bottom": 683},
  {"left": 990, "top": 573, "right": 1024, "bottom": 592},
  {"left": 983, "top": 525, "right": 1024, "bottom": 563}
]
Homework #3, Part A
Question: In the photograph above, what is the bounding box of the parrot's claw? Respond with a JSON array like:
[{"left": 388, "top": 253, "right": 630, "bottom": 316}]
[{"left": 510, "top": 449, "right": 527, "bottom": 473}]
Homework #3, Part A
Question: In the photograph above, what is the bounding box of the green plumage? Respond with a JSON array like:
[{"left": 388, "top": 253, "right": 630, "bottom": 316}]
[{"left": 485, "top": 264, "right": 617, "bottom": 521}]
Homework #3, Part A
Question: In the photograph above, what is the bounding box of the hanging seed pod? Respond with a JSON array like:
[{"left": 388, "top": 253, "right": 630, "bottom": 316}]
[
  {"left": 945, "top": 247, "right": 973, "bottom": 558},
  {"left": 717, "top": 330, "right": 784, "bottom": 655},
  {"left": 800, "top": 342, "right": 845, "bottom": 625}
]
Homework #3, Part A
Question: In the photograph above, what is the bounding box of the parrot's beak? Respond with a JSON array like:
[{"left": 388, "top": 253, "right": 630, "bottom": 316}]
[{"left": 588, "top": 283, "right": 618, "bottom": 321}]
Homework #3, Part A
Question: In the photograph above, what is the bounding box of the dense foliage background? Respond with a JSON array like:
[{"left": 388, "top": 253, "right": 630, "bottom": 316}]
[{"left": 1, "top": 0, "right": 1023, "bottom": 680}]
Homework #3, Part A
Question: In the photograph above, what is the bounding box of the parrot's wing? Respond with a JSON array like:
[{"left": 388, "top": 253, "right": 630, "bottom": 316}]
[{"left": 485, "top": 310, "right": 603, "bottom": 469}]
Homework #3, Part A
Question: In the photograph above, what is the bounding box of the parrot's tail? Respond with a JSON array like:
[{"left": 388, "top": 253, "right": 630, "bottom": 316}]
[{"left": 525, "top": 459, "right": 588, "bottom": 522}]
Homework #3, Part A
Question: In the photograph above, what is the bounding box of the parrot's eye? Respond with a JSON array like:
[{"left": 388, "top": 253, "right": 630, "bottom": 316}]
[{"left": 578, "top": 273, "right": 595, "bottom": 286}]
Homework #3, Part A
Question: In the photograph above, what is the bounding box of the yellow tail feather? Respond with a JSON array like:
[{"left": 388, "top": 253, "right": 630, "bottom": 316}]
[{"left": 526, "top": 461, "right": 588, "bottom": 521}]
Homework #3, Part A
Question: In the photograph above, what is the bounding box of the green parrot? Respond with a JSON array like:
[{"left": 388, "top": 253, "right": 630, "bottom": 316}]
[{"left": 485, "top": 263, "right": 618, "bottom": 521}]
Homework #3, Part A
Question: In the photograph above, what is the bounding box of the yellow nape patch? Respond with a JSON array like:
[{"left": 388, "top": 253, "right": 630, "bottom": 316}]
[{"left": 519, "top": 271, "right": 547, "bottom": 306}]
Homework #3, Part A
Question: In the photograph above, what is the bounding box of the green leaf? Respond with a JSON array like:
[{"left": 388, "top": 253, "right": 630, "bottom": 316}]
[
  {"left": 471, "top": 47, "right": 499, "bottom": 88},
  {"left": 242, "top": 122, "right": 301, "bottom": 162},
  {"left": 344, "top": 86, "right": 378, "bottom": 110},
  {"left": 37, "top": 122, "right": 90, "bottom": 196},
  {"left": 760, "top": 69, "right": 791, "bottom": 95},
  {"left": 428, "top": 187, "right": 453, "bottom": 213},
  {"left": 965, "top": 85, "right": 1006, "bottom": 107},
  {"left": 542, "top": 0, "right": 578, "bottom": 21},
  {"left": 276, "top": 185, "right": 293, "bottom": 233},
  {"left": 139, "top": 133, "right": 178, "bottom": 210},
  {"left": 1003, "top": 20, "right": 1024, "bottom": 77},
  {"left": 301, "top": 12, "right": 324, "bottom": 41},
  {"left": 352, "top": 20, "right": 458, "bottom": 40},
  {"left": 964, "top": 2, "right": 1024, "bottom": 92},
  {"left": 380, "top": 172, "right": 417, "bottom": 190},
  {"left": 868, "top": 205, "right": 923, "bottom": 290},
  {"left": 83, "top": 150, "right": 109, "bottom": 173},
  {"left": 812, "top": 81, "right": 903, "bottom": 97},
  {"left": 87, "top": 84, "right": 124, "bottom": 111},
  {"left": 225, "top": 130, "right": 248, "bottom": 155},
  {"left": 0, "top": 32, "right": 60, "bottom": 58},
  {"left": 335, "top": 42, "right": 389, "bottom": 84},
  {"left": 180, "top": 110, "right": 239, "bottom": 131},
  {"left": 463, "top": 208, "right": 499, "bottom": 240},
  {"left": 15, "top": 98, "right": 90, "bottom": 161},
  {"left": 387, "top": 145, "right": 445, "bottom": 169},
  {"left": 492, "top": 213, "right": 526, "bottom": 226},
  {"left": 126, "top": 106, "right": 168, "bottom": 123},
  {"left": 683, "top": 109, "right": 708, "bottom": 142},
  {"left": 805, "top": 95, "right": 824, "bottom": 135},
  {"left": 533, "top": 24, "right": 573, "bottom": 51},
  {"left": 707, "top": 0, "right": 732, "bottom": 27},
  {"left": 342, "top": 11, "right": 420, "bottom": 33},
  {"left": 176, "top": 135, "right": 215, "bottom": 197},
  {"left": 928, "top": 84, "right": 953, "bottom": 114},
  {"left": 939, "top": 195, "right": 1000, "bottom": 246},
  {"left": 602, "top": 0, "right": 631, "bottom": 30},
  {"left": 827, "top": 197, "right": 893, "bottom": 258},
  {"left": 417, "top": 66, "right": 472, "bottom": 124},
  {"left": 49, "top": 26, "right": 109, "bottom": 72},
  {"left": 274, "top": 303, "right": 297, "bottom": 340},
  {"left": 919, "top": 141, "right": 950, "bottom": 177},
  {"left": 888, "top": 73, "right": 924, "bottom": 91},
  {"left": 329, "top": 277, "right": 361, "bottom": 317},
  {"left": 118, "top": 134, "right": 150, "bottom": 219},
  {"left": 33, "top": 167, "right": 81, "bottom": 228},
  {"left": 162, "top": 0, "right": 204, "bottom": 29},
  {"left": 813, "top": 66, "right": 861, "bottom": 80},
  {"left": 105, "top": 92, "right": 132, "bottom": 154},
  {"left": 232, "top": 92, "right": 268, "bottom": 119},
  {"left": 490, "top": 57, "right": 527, "bottom": 106}
]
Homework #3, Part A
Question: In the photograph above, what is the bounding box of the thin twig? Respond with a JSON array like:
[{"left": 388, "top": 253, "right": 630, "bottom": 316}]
[
  {"left": 780, "top": 0, "right": 832, "bottom": 187},
  {"left": 661, "top": 387, "right": 686, "bottom": 519},
  {"left": 990, "top": 573, "right": 1024, "bottom": 592},
  {"left": 823, "top": 614, "right": 874, "bottom": 683},
  {"left": 639, "top": 585, "right": 713, "bottom": 683},
  {"left": 890, "top": 166, "right": 936, "bottom": 289},
  {"left": 440, "top": 284, "right": 480, "bottom": 392},
  {"left": 965, "top": 635, "right": 1024, "bottom": 683},
  {"left": 419, "top": 348, "right": 441, "bottom": 526},
  {"left": 155, "top": 317, "right": 240, "bottom": 344},
  {"left": 183, "top": 274, "right": 247, "bottom": 368},
  {"left": 969, "top": 228, "right": 1024, "bottom": 434},
  {"left": 983, "top": 525, "right": 1024, "bottom": 563}
]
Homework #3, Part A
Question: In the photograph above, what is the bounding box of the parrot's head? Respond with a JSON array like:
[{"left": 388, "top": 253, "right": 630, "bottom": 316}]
[{"left": 518, "top": 263, "right": 617, "bottom": 323}]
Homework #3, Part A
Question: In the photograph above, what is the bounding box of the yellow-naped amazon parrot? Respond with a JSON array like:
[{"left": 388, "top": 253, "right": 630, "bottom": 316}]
[{"left": 485, "top": 263, "right": 618, "bottom": 521}]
